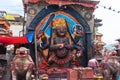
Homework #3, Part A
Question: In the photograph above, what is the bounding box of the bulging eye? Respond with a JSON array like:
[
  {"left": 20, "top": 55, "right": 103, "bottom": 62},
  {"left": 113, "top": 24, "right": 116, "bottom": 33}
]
[{"left": 24, "top": 51, "right": 27, "bottom": 54}]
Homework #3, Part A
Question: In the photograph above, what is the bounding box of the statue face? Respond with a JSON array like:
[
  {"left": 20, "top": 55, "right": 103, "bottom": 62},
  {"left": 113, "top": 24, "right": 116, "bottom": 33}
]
[
  {"left": 52, "top": 18, "right": 68, "bottom": 37},
  {"left": 56, "top": 27, "right": 67, "bottom": 37},
  {"left": 16, "top": 47, "right": 29, "bottom": 57}
]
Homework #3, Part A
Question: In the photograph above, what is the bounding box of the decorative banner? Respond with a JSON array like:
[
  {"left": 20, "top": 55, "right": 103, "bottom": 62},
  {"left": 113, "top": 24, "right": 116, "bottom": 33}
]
[{"left": 96, "top": 4, "right": 120, "bottom": 13}]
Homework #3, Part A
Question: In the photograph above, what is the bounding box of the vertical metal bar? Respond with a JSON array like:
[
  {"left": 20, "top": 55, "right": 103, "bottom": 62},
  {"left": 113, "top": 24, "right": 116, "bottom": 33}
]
[{"left": 34, "top": 31, "right": 39, "bottom": 80}]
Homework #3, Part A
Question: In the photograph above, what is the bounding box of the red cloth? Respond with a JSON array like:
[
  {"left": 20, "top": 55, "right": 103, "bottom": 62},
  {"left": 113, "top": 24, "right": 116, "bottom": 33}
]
[
  {"left": 0, "top": 36, "right": 28, "bottom": 45},
  {"left": 38, "top": 60, "right": 47, "bottom": 69}
]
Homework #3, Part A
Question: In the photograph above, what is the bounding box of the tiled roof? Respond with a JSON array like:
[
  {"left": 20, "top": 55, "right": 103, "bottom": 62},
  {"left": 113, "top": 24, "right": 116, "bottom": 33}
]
[
  {"left": 7, "top": 14, "right": 22, "bottom": 17},
  {"left": 22, "top": 0, "right": 98, "bottom": 8},
  {"left": 0, "top": 10, "right": 6, "bottom": 13}
]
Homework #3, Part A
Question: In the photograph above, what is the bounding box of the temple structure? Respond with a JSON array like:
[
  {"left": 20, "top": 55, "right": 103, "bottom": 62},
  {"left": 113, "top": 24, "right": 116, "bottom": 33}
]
[{"left": 21, "top": 0, "right": 103, "bottom": 80}]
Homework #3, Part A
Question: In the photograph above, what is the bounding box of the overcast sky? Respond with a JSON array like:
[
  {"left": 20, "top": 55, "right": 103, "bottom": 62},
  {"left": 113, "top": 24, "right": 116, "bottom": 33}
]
[
  {"left": 0, "top": 0, "right": 24, "bottom": 15},
  {"left": 0, "top": 0, "right": 120, "bottom": 45},
  {"left": 94, "top": 0, "right": 120, "bottom": 44}
]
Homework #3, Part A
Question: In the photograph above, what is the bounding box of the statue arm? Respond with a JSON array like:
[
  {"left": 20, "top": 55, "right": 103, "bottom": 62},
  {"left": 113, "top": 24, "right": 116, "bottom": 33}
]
[
  {"left": 37, "top": 36, "right": 50, "bottom": 49},
  {"left": 49, "top": 44, "right": 60, "bottom": 50},
  {"left": 26, "top": 55, "right": 34, "bottom": 71},
  {"left": 72, "top": 44, "right": 84, "bottom": 50},
  {"left": 49, "top": 38, "right": 61, "bottom": 50},
  {"left": 27, "top": 55, "right": 34, "bottom": 64}
]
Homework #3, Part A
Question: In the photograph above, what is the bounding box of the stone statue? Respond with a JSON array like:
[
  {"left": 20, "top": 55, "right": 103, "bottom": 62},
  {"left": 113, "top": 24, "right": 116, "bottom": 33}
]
[
  {"left": 38, "top": 18, "right": 83, "bottom": 67},
  {"left": 100, "top": 50, "right": 120, "bottom": 80},
  {"left": 11, "top": 47, "right": 34, "bottom": 80}
]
